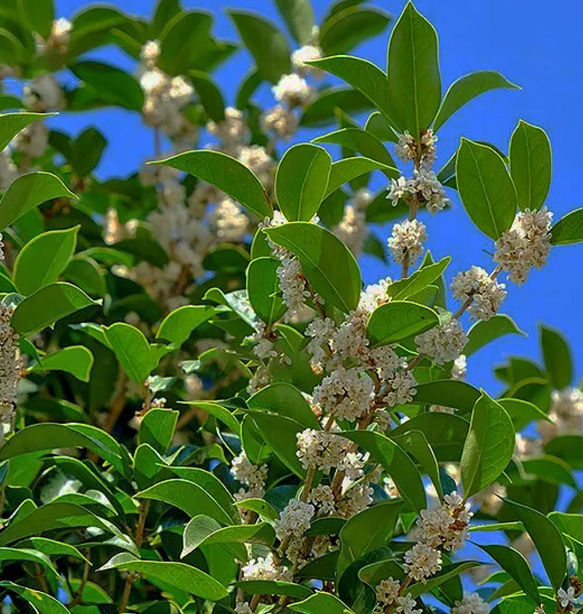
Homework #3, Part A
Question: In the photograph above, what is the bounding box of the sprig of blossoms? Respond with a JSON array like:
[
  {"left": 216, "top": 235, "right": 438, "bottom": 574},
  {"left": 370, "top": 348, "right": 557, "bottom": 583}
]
[
  {"left": 415, "top": 314, "right": 467, "bottom": 364},
  {"left": 312, "top": 367, "right": 375, "bottom": 421},
  {"left": 230, "top": 451, "right": 267, "bottom": 500},
  {"left": 451, "top": 266, "right": 507, "bottom": 320},
  {"left": 451, "top": 593, "right": 490, "bottom": 614},
  {"left": 387, "top": 219, "right": 427, "bottom": 265},
  {"left": 0, "top": 305, "right": 20, "bottom": 445}
]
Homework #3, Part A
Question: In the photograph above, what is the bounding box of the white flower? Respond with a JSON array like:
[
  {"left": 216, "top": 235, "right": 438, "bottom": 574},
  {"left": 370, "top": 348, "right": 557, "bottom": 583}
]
[
  {"left": 291, "top": 45, "right": 323, "bottom": 77},
  {"left": 333, "top": 205, "right": 367, "bottom": 256},
  {"left": 306, "top": 317, "right": 336, "bottom": 371},
  {"left": 235, "top": 602, "right": 253, "bottom": 614},
  {"left": 452, "top": 593, "right": 490, "bottom": 614},
  {"left": 272, "top": 73, "right": 315, "bottom": 107},
  {"left": 0, "top": 150, "right": 18, "bottom": 191},
  {"left": 237, "top": 145, "right": 276, "bottom": 188},
  {"left": 275, "top": 499, "right": 315, "bottom": 540},
  {"left": 375, "top": 577, "right": 400, "bottom": 606},
  {"left": 296, "top": 428, "right": 348, "bottom": 473},
  {"left": 210, "top": 197, "right": 248, "bottom": 243},
  {"left": 337, "top": 482, "right": 374, "bottom": 518},
  {"left": 260, "top": 105, "right": 299, "bottom": 140},
  {"left": 49, "top": 17, "right": 72, "bottom": 48},
  {"left": 420, "top": 130, "right": 438, "bottom": 168},
  {"left": 539, "top": 388, "right": 583, "bottom": 440},
  {"left": 396, "top": 594, "right": 422, "bottom": 614},
  {"left": 230, "top": 451, "right": 267, "bottom": 499},
  {"left": 352, "top": 188, "right": 374, "bottom": 211},
  {"left": 388, "top": 176, "right": 415, "bottom": 206},
  {"left": 558, "top": 587, "right": 576, "bottom": 609},
  {"left": 140, "top": 40, "right": 160, "bottom": 68},
  {"left": 415, "top": 315, "right": 467, "bottom": 365},
  {"left": 413, "top": 168, "right": 449, "bottom": 213},
  {"left": 451, "top": 354, "right": 467, "bottom": 380},
  {"left": 207, "top": 107, "right": 249, "bottom": 148},
  {"left": 241, "top": 553, "right": 292, "bottom": 582},
  {"left": 312, "top": 367, "right": 374, "bottom": 421},
  {"left": 0, "top": 305, "right": 20, "bottom": 436},
  {"left": 404, "top": 543, "right": 442, "bottom": 582},
  {"left": 329, "top": 312, "right": 369, "bottom": 362},
  {"left": 309, "top": 484, "right": 337, "bottom": 515},
  {"left": 382, "top": 369, "right": 417, "bottom": 407},
  {"left": 12, "top": 121, "right": 49, "bottom": 159},
  {"left": 494, "top": 208, "right": 553, "bottom": 285},
  {"left": 276, "top": 253, "right": 310, "bottom": 322},
  {"left": 387, "top": 219, "right": 427, "bottom": 265},
  {"left": 24, "top": 74, "right": 64, "bottom": 111},
  {"left": 514, "top": 434, "right": 542, "bottom": 460},
  {"left": 395, "top": 132, "right": 416, "bottom": 163},
  {"left": 359, "top": 278, "right": 391, "bottom": 313},
  {"left": 451, "top": 266, "right": 507, "bottom": 320}
]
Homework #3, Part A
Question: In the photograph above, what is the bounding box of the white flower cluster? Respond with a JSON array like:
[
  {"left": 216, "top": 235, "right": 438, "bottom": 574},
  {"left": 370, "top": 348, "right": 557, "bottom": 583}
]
[
  {"left": 35, "top": 18, "right": 72, "bottom": 55},
  {"left": 473, "top": 482, "right": 506, "bottom": 515},
  {"left": 451, "top": 594, "right": 490, "bottom": 614},
  {"left": 0, "top": 150, "right": 18, "bottom": 190},
  {"left": 275, "top": 498, "right": 315, "bottom": 540},
  {"left": 494, "top": 208, "right": 553, "bottom": 285},
  {"left": 260, "top": 105, "right": 299, "bottom": 141},
  {"left": 312, "top": 367, "right": 375, "bottom": 421},
  {"left": 209, "top": 197, "right": 249, "bottom": 243},
  {"left": 0, "top": 305, "right": 20, "bottom": 444},
  {"left": 333, "top": 189, "right": 374, "bottom": 256},
  {"left": 24, "top": 74, "right": 65, "bottom": 112},
  {"left": 206, "top": 107, "right": 249, "bottom": 152},
  {"left": 230, "top": 450, "right": 268, "bottom": 500},
  {"left": 387, "top": 219, "right": 427, "bottom": 265},
  {"left": 538, "top": 387, "right": 583, "bottom": 442},
  {"left": 388, "top": 169, "right": 448, "bottom": 213},
  {"left": 296, "top": 428, "right": 365, "bottom": 478},
  {"left": 415, "top": 314, "right": 467, "bottom": 364},
  {"left": 394, "top": 130, "right": 438, "bottom": 168},
  {"left": 272, "top": 73, "right": 315, "bottom": 108},
  {"left": 451, "top": 266, "right": 507, "bottom": 320},
  {"left": 375, "top": 577, "right": 421, "bottom": 614},
  {"left": 241, "top": 553, "right": 292, "bottom": 582}
]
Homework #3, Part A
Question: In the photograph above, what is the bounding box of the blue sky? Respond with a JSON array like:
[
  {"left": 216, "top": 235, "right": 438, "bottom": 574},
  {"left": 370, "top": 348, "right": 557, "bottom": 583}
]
[{"left": 51, "top": 0, "right": 583, "bottom": 394}]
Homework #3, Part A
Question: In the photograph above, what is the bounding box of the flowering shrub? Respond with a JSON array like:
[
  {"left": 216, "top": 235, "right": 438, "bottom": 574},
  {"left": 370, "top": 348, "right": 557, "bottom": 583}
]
[{"left": 0, "top": 1, "right": 581, "bottom": 614}]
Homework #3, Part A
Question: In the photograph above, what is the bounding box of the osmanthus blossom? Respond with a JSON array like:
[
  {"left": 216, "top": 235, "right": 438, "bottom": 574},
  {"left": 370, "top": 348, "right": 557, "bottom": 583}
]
[
  {"left": 0, "top": 305, "right": 20, "bottom": 444},
  {"left": 415, "top": 314, "right": 468, "bottom": 365},
  {"left": 387, "top": 219, "right": 428, "bottom": 265},
  {"left": 451, "top": 266, "right": 507, "bottom": 320}
]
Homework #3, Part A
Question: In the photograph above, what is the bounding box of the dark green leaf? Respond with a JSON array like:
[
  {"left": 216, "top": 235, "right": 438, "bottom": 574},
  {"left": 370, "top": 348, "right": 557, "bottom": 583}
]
[
  {"left": 540, "top": 324, "right": 572, "bottom": 390},
  {"left": 320, "top": 6, "right": 390, "bottom": 55},
  {"left": 464, "top": 315, "right": 525, "bottom": 356},
  {"left": 550, "top": 208, "right": 583, "bottom": 246},
  {"left": 274, "top": 0, "right": 315, "bottom": 45},
  {"left": 366, "top": 300, "right": 439, "bottom": 346}
]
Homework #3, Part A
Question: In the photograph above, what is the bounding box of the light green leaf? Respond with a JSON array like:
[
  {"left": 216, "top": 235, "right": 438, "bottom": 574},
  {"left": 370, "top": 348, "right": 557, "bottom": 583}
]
[
  {"left": 366, "top": 300, "right": 439, "bottom": 346},
  {"left": 235, "top": 498, "right": 279, "bottom": 522},
  {"left": 11, "top": 282, "right": 99, "bottom": 335},
  {"left": 434, "top": 71, "right": 519, "bottom": 132},
  {"left": 99, "top": 555, "right": 228, "bottom": 601},
  {"left": 365, "top": 111, "right": 399, "bottom": 143},
  {"left": 301, "top": 87, "right": 373, "bottom": 128},
  {"left": 408, "top": 561, "right": 483, "bottom": 598},
  {"left": 387, "top": 256, "right": 451, "bottom": 300},
  {"left": 274, "top": 0, "right": 315, "bottom": 45},
  {"left": 13, "top": 226, "right": 79, "bottom": 295},
  {"left": 265, "top": 222, "right": 362, "bottom": 313},
  {"left": 103, "top": 322, "right": 153, "bottom": 384},
  {"left": 550, "top": 207, "right": 583, "bottom": 246},
  {"left": 456, "top": 138, "right": 517, "bottom": 239},
  {"left": 0, "top": 582, "right": 68, "bottom": 614},
  {"left": 540, "top": 324, "right": 572, "bottom": 390},
  {"left": 387, "top": 2, "right": 441, "bottom": 136},
  {"left": 464, "top": 314, "right": 525, "bottom": 356},
  {"left": 235, "top": 580, "right": 313, "bottom": 599},
  {"left": 509, "top": 120, "right": 552, "bottom": 211},
  {"left": 275, "top": 144, "right": 332, "bottom": 221},
  {"left": 504, "top": 499, "right": 566, "bottom": 591},
  {"left": 35, "top": 345, "right": 94, "bottom": 382},
  {"left": 156, "top": 305, "right": 215, "bottom": 348},
  {"left": 228, "top": 11, "right": 291, "bottom": 83},
  {"left": 461, "top": 393, "right": 515, "bottom": 498},
  {"left": 139, "top": 408, "right": 179, "bottom": 454},
  {"left": 325, "top": 157, "right": 398, "bottom": 198},
  {"left": 0, "top": 112, "right": 50, "bottom": 152},
  {"left": 498, "top": 398, "right": 551, "bottom": 431},
  {"left": 179, "top": 400, "right": 241, "bottom": 435},
  {"left": 337, "top": 500, "right": 404, "bottom": 577},
  {"left": 155, "top": 150, "right": 272, "bottom": 218},
  {"left": 0, "top": 171, "right": 76, "bottom": 232},
  {"left": 290, "top": 593, "right": 356, "bottom": 614}
]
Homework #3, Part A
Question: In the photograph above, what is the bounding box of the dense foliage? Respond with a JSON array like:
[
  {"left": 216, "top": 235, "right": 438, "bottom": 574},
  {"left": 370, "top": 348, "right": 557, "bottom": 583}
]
[{"left": 0, "top": 1, "right": 581, "bottom": 613}]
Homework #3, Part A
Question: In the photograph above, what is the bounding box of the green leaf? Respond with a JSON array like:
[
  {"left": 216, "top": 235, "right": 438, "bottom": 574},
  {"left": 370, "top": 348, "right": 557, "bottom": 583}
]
[
  {"left": 275, "top": 144, "right": 332, "bottom": 221},
  {"left": 498, "top": 398, "right": 551, "bottom": 431},
  {"left": 0, "top": 582, "right": 68, "bottom": 614},
  {"left": 386, "top": 2, "right": 441, "bottom": 136},
  {"left": 0, "top": 502, "right": 131, "bottom": 548},
  {"left": 504, "top": 499, "right": 567, "bottom": 591},
  {"left": 235, "top": 498, "right": 279, "bottom": 522},
  {"left": 180, "top": 400, "right": 241, "bottom": 435},
  {"left": 434, "top": 71, "right": 519, "bottom": 132},
  {"left": 155, "top": 150, "right": 272, "bottom": 218},
  {"left": 521, "top": 456, "right": 577, "bottom": 489},
  {"left": 182, "top": 515, "right": 246, "bottom": 561},
  {"left": 414, "top": 380, "right": 480, "bottom": 413},
  {"left": 235, "top": 580, "right": 313, "bottom": 599},
  {"left": 13, "top": 226, "right": 79, "bottom": 295},
  {"left": 14, "top": 537, "right": 89, "bottom": 562},
  {"left": 35, "top": 345, "right": 94, "bottom": 382},
  {"left": 540, "top": 324, "right": 572, "bottom": 390},
  {"left": 139, "top": 408, "right": 178, "bottom": 454},
  {"left": 337, "top": 500, "right": 404, "bottom": 577},
  {"left": 392, "top": 430, "right": 442, "bottom": 499},
  {"left": 387, "top": 256, "right": 451, "bottom": 300},
  {"left": 460, "top": 392, "right": 515, "bottom": 498},
  {"left": 549, "top": 511, "right": 583, "bottom": 543},
  {"left": 69, "top": 127, "right": 107, "bottom": 177},
  {"left": 366, "top": 300, "right": 439, "bottom": 346},
  {"left": 408, "top": 561, "right": 482, "bottom": 598},
  {"left": 248, "top": 382, "right": 320, "bottom": 429},
  {"left": 365, "top": 111, "right": 399, "bottom": 143},
  {"left": 544, "top": 435, "right": 583, "bottom": 470},
  {"left": 265, "top": 222, "right": 362, "bottom": 313},
  {"left": 0, "top": 112, "right": 50, "bottom": 152},
  {"left": 247, "top": 257, "right": 286, "bottom": 325},
  {"left": 456, "top": 138, "right": 517, "bottom": 239},
  {"left": 228, "top": 11, "right": 291, "bottom": 83},
  {"left": 0, "top": 547, "right": 58, "bottom": 578},
  {"left": 19, "top": 0, "right": 53, "bottom": 37},
  {"left": 464, "top": 315, "right": 525, "bottom": 356},
  {"left": 325, "top": 157, "right": 399, "bottom": 198},
  {"left": 137, "top": 478, "right": 233, "bottom": 525},
  {"left": 343, "top": 430, "right": 426, "bottom": 512},
  {"left": 11, "top": 282, "right": 99, "bottom": 335},
  {"left": 274, "top": 0, "right": 315, "bottom": 45},
  {"left": 70, "top": 61, "right": 144, "bottom": 111},
  {"left": 0, "top": 171, "right": 76, "bottom": 232},
  {"left": 63, "top": 256, "right": 106, "bottom": 297},
  {"left": 103, "top": 322, "right": 154, "bottom": 384},
  {"left": 313, "top": 127, "right": 395, "bottom": 173},
  {"left": 479, "top": 544, "right": 540, "bottom": 604},
  {"left": 320, "top": 7, "right": 391, "bottom": 55},
  {"left": 188, "top": 70, "right": 225, "bottom": 123},
  {"left": 551, "top": 207, "right": 583, "bottom": 246},
  {"left": 99, "top": 555, "right": 228, "bottom": 601},
  {"left": 156, "top": 305, "right": 215, "bottom": 347},
  {"left": 152, "top": 0, "right": 181, "bottom": 37},
  {"left": 301, "top": 87, "right": 373, "bottom": 128},
  {"left": 0, "top": 422, "right": 125, "bottom": 476},
  {"left": 290, "top": 593, "right": 356, "bottom": 614},
  {"left": 509, "top": 120, "right": 551, "bottom": 211}
]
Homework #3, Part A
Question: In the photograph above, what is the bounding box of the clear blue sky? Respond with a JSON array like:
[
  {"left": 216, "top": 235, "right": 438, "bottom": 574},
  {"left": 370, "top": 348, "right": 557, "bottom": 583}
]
[{"left": 52, "top": 0, "right": 583, "bottom": 394}]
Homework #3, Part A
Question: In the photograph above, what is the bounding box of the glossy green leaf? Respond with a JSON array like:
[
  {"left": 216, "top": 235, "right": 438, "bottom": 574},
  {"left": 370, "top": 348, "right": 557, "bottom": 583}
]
[
  {"left": 387, "top": 256, "right": 450, "bottom": 300},
  {"left": 248, "top": 382, "right": 320, "bottom": 429},
  {"left": 235, "top": 579, "right": 312, "bottom": 599},
  {"left": 408, "top": 561, "right": 482, "bottom": 598},
  {"left": 320, "top": 7, "right": 390, "bottom": 55},
  {"left": 0, "top": 582, "right": 68, "bottom": 614},
  {"left": 461, "top": 392, "right": 514, "bottom": 497},
  {"left": 274, "top": 0, "right": 315, "bottom": 45},
  {"left": 301, "top": 87, "right": 373, "bottom": 128},
  {"left": 550, "top": 207, "right": 583, "bottom": 246},
  {"left": 509, "top": 120, "right": 551, "bottom": 211},
  {"left": 456, "top": 138, "right": 517, "bottom": 239},
  {"left": 139, "top": 408, "right": 178, "bottom": 454},
  {"left": 13, "top": 226, "right": 79, "bottom": 295},
  {"left": 156, "top": 305, "right": 215, "bottom": 347},
  {"left": 36, "top": 345, "right": 94, "bottom": 382},
  {"left": 413, "top": 380, "right": 480, "bottom": 413},
  {"left": 290, "top": 593, "right": 356, "bottom": 614},
  {"left": 103, "top": 322, "right": 153, "bottom": 384},
  {"left": 188, "top": 70, "right": 225, "bottom": 123},
  {"left": 0, "top": 112, "right": 49, "bottom": 152},
  {"left": 11, "top": 282, "right": 99, "bottom": 335},
  {"left": 228, "top": 11, "right": 291, "bottom": 83},
  {"left": 464, "top": 315, "right": 525, "bottom": 356},
  {"left": 325, "top": 157, "right": 398, "bottom": 198},
  {"left": 156, "top": 150, "right": 272, "bottom": 218},
  {"left": 434, "top": 71, "right": 519, "bottom": 132},
  {"left": 265, "top": 222, "right": 362, "bottom": 313},
  {"left": 504, "top": 499, "right": 567, "bottom": 591},
  {"left": 366, "top": 300, "right": 439, "bottom": 346},
  {"left": 540, "top": 324, "right": 572, "bottom": 390},
  {"left": 498, "top": 398, "right": 551, "bottom": 431},
  {"left": 0, "top": 171, "right": 76, "bottom": 232},
  {"left": 275, "top": 144, "right": 332, "bottom": 221},
  {"left": 387, "top": 2, "right": 441, "bottom": 136},
  {"left": 247, "top": 257, "right": 286, "bottom": 325}
]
